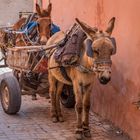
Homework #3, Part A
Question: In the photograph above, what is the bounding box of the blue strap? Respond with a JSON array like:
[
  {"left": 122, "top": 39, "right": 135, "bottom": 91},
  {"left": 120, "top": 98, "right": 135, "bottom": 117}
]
[
  {"left": 20, "top": 21, "right": 38, "bottom": 34},
  {"left": 19, "top": 22, "right": 60, "bottom": 36},
  {"left": 51, "top": 23, "right": 60, "bottom": 35}
]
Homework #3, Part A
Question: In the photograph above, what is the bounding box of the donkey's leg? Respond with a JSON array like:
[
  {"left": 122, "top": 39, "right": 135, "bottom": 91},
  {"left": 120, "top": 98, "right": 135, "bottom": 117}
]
[
  {"left": 56, "top": 82, "right": 64, "bottom": 122},
  {"left": 73, "top": 82, "right": 83, "bottom": 140},
  {"left": 48, "top": 74, "right": 58, "bottom": 123},
  {"left": 82, "top": 85, "right": 92, "bottom": 137}
]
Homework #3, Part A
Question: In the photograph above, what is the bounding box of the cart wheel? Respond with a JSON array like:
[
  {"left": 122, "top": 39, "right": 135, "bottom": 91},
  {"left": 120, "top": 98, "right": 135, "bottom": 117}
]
[
  {"left": 0, "top": 75, "right": 21, "bottom": 114},
  {"left": 60, "top": 85, "right": 75, "bottom": 108}
]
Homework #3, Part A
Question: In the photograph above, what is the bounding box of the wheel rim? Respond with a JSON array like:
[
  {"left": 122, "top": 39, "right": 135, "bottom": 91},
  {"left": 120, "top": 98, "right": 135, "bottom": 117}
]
[{"left": 2, "top": 86, "right": 9, "bottom": 110}]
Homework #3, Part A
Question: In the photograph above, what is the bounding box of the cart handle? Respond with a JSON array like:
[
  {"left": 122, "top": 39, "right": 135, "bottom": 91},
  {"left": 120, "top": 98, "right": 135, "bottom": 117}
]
[{"left": 7, "top": 44, "right": 58, "bottom": 52}]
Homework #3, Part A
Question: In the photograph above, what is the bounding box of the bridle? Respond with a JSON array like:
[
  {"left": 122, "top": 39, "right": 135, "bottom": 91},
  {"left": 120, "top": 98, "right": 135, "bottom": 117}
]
[
  {"left": 36, "top": 16, "right": 52, "bottom": 37},
  {"left": 15, "top": 16, "right": 52, "bottom": 46},
  {"left": 77, "top": 36, "right": 116, "bottom": 73}
]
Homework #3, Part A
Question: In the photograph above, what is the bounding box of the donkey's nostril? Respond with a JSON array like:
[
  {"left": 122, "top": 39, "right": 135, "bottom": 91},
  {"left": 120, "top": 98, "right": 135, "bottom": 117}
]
[
  {"left": 99, "top": 76, "right": 111, "bottom": 85},
  {"left": 63, "top": 60, "right": 70, "bottom": 66},
  {"left": 65, "top": 61, "right": 69, "bottom": 65},
  {"left": 101, "top": 76, "right": 106, "bottom": 81}
]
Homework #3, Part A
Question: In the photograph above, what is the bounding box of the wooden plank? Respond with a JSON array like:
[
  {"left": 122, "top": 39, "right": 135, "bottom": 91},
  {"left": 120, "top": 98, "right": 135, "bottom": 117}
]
[
  {"left": 6, "top": 44, "right": 58, "bottom": 71},
  {"left": 7, "top": 44, "right": 58, "bottom": 52},
  {"left": 8, "top": 45, "right": 44, "bottom": 51},
  {"left": 7, "top": 65, "right": 30, "bottom": 72}
]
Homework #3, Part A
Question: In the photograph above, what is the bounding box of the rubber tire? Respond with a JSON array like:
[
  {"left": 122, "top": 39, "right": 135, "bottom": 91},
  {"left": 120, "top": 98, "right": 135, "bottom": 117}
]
[
  {"left": 0, "top": 75, "right": 21, "bottom": 114},
  {"left": 60, "top": 85, "right": 75, "bottom": 108}
]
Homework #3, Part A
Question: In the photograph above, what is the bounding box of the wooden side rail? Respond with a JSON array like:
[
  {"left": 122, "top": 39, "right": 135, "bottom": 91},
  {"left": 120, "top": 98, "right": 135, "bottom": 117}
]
[{"left": 7, "top": 44, "right": 58, "bottom": 52}]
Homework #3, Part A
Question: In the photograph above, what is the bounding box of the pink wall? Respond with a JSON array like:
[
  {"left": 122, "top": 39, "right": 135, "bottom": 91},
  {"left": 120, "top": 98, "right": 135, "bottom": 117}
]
[
  {"left": 34, "top": 0, "right": 49, "bottom": 10},
  {"left": 38, "top": 0, "right": 140, "bottom": 139}
]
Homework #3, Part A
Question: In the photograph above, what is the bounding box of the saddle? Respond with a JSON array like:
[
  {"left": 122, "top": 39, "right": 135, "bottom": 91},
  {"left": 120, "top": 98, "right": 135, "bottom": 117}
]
[{"left": 54, "top": 23, "right": 86, "bottom": 66}]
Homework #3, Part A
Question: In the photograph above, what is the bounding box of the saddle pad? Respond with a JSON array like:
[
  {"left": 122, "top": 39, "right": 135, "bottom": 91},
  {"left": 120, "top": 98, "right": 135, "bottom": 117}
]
[{"left": 54, "top": 23, "right": 86, "bottom": 66}]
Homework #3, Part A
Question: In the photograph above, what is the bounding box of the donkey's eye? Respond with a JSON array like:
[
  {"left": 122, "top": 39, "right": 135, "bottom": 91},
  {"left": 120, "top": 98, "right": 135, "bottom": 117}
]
[
  {"left": 48, "top": 24, "right": 51, "bottom": 28},
  {"left": 94, "top": 50, "right": 99, "bottom": 56},
  {"left": 94, "top": 48, "right": 99, "bottom": 54}
]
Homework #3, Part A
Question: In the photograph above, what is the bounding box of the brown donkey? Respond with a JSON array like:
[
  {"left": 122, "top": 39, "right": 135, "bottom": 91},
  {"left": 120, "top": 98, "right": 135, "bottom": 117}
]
[
  {"left": 14, "top": 3, "right": 52, "bottom": 46},
  {"left": 0, "top": 3, "right": 52, "bottom": 48},
  {"left": 47, "top": 17, "right": 116, "bottom": 139}
]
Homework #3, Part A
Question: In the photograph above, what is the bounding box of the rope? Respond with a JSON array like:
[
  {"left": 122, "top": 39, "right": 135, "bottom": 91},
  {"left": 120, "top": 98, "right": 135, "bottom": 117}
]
[{"left": 25, "top": 25, "right": 40, "bottom": 46}]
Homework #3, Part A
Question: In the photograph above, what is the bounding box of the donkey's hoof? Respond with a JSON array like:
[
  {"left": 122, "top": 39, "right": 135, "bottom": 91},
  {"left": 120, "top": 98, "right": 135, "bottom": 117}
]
[
  {"left": 32, "top": 95, "right": 37, "bottom": 100},
  {"left": 46, "top": 93, "right": 50, "bottom": 99},
  {"left": 58, "top": 116, "right": 64, "bottom": 122},
  {"left": 83, "top": 129, "right": 91, "bottom": 138},
  {"left": 75, "top": 129, "right": 83, "bottom": 140},
  {"left": 52, "top": 117, "right": 58, "bottom": 123},
  {"left": 75, "top": 133, "right": 83, "bottom": 140}
]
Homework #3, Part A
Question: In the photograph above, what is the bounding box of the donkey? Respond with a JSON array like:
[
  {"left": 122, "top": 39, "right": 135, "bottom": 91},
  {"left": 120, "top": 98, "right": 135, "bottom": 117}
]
[
  {"left": 14, "top": 3, "right": 52, "bottom": 46},
  {"left": 0, "top": 2, "right": 52, "bottom": 49},
  {"left": 47, "top": 17, "right": 116, "bottom": 139}
]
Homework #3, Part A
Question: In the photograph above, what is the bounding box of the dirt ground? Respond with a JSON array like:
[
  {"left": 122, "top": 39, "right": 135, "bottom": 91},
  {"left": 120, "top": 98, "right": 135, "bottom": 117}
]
[{"left": 0, "top": 95, "right": 132, "bottom": 140}]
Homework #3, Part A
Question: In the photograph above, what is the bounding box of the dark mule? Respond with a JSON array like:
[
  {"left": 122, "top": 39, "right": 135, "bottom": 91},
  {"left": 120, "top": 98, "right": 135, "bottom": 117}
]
[{"left": 47, "top": 17, "right": 116, "bottom": 139}]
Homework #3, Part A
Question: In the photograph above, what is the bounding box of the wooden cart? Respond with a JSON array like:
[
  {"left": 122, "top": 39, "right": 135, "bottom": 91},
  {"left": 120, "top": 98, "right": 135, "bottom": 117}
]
[{"left": 0, "top": 45, "right": 75, "bottom": 114}]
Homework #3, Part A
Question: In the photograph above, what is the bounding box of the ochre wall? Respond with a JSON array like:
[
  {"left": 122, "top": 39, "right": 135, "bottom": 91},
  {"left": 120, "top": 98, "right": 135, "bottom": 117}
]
[{"left": 41, "top": 0, "right": 140, "bottom": 139}]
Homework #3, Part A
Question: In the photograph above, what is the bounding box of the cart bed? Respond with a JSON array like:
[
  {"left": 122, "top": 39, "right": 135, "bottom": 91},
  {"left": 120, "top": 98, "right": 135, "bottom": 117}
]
[{"left": 6, "top": 45, "right": 48, "bottom": 73}]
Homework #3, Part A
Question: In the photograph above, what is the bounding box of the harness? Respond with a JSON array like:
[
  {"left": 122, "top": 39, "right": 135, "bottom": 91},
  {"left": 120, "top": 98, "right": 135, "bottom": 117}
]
[
  {"left": 76, "top": 64, "right": 93, "bottom": 73},
  {"left": 60, "top": 66, "right": 72, "bottom": 82},
  {"left": 49, "top": 25, "right": 116, "bottom": 82}
]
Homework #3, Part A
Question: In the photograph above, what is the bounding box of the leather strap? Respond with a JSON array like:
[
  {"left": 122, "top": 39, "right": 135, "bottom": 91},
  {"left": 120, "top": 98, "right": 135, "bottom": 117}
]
[{"left": 60, "top": 66, "right": 72, "bottom": 82}]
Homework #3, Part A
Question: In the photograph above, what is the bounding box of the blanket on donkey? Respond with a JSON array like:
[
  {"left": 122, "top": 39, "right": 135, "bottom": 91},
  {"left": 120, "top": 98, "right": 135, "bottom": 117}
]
[{"left": 54, "top": 23, "right": 86, "bottom": 66}]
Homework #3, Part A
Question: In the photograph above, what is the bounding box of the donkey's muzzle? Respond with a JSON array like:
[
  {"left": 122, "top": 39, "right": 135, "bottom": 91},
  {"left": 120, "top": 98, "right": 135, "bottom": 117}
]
[
  {"left": 96, "top": 64, "right": 111, "bottom": 85},
  {"left": 99, "top": 76, "right": 111, "bottom": 85},
  {"left": 40, "top": 36, "right": 48, "bottom": 44}
]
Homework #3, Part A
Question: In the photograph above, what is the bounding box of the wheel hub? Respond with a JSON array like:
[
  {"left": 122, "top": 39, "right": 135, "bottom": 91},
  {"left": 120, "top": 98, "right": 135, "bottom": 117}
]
[{"left": 2, "top": 86, "right": 9, "bottom": 110}]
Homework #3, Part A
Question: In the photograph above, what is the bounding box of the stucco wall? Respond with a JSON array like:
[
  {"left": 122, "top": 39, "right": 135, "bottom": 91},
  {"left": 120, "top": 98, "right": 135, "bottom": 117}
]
[
  {"left": 0, "top": 0, "right": 33, "bottom": 26},
  {"left": 41, "top": 0, "right": 140, "bottom": 139}
]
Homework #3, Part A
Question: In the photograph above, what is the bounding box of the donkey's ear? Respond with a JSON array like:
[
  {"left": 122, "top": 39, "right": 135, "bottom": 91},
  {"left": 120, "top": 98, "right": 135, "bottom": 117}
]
[
  {"left": 105, "top": 17, "right": 115, "bottom": 36},
  {"left": 75, "top": 18, "right": 97, "bottom": 39},
  {"left": 36, "top": 3, "right": 42, "bottom": 16},
  {"left": 47, "top": 3, "right": 52, "bottom": 16}
]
